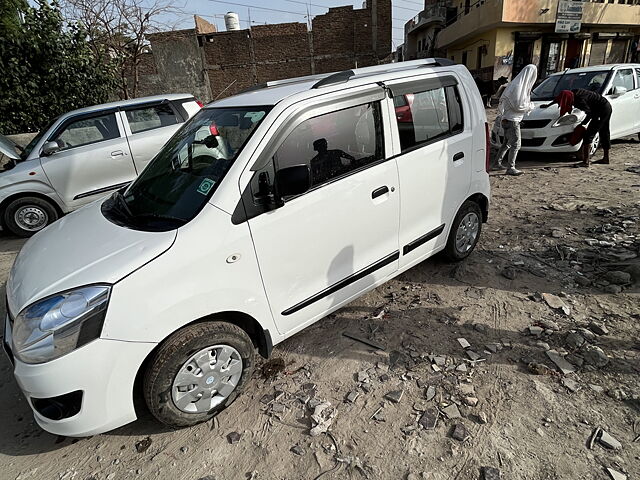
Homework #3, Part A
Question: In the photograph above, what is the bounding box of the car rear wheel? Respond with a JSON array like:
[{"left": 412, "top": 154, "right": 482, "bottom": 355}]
[
  {"left": 443, "top": 200, "right": 483, "bottom": 262},
  {"left": 143, "top": 321, "right": 255, "bottom": 428},
  {"left": 3, "top": 196, "right": 59, "bottom": 237}
]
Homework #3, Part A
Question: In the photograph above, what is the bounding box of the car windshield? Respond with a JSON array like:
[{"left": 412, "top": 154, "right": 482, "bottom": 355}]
[
  {"left": 104, "top": 106, "right": 271, "bottom": 230},
  {"left": 531, "top": 70, "right": 609, "bottom": 100}
]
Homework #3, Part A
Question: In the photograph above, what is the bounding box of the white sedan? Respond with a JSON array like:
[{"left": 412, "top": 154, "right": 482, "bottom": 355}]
[{"left": 495, "top": 64, "right": 640, "bottom": 157}]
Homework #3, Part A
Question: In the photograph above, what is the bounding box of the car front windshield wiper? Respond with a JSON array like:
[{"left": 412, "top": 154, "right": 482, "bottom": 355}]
[{"left": 114, "top": 190, "right": 133, "bottom": 218}]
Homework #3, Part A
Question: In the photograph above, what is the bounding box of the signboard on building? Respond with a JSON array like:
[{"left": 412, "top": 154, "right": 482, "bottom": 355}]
[{"left": 555, "top": 0, "right": 584, "bottom": 34}]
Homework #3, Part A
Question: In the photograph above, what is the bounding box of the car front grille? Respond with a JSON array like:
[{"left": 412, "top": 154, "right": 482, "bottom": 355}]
[{"left": 521, "top": 119, "right": 551, "bottom": 129}]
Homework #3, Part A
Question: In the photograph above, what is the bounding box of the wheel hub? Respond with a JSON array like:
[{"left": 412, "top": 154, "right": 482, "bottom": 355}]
[
  {"left": 15, "top": 206, "right": 48, "bottom": 231},
  {"left": 171, "top": 345, "right": 243, "bottom": 414},
  {"left": 455, "top": 212, "right": 480, "bottom": 254}
]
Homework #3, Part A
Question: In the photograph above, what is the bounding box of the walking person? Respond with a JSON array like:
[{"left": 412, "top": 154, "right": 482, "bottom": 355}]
[
  {"left": 494, "top": 64, "right": 538, "bottom": 176},
  {"left": 542, "top": 89, "right": 612, "bottom": 167}
]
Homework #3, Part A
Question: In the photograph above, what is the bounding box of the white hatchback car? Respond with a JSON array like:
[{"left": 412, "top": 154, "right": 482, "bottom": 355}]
[
  {"left": 518, "top": 64, "right": 640, "bottom": 156},
  {"left": 0, "top": 94, "right": 202, "bottom": 236},
  {"left": 4, "top": 59, "right": 491, "bottom": 437}
]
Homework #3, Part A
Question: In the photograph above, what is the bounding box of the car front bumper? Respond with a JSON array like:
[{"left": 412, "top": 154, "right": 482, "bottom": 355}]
[
  {"left": 519, "top": 123, "right": 583, "bottom": 154},
  {"left": 4, "top": 318, "right": 156, "bottom": 437}
]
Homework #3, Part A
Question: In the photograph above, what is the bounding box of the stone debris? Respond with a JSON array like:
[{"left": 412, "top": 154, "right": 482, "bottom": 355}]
[
  {"left": 418, "top": 408, "right": 439, "bottom": 430},
  {"left": 535, "top": 341, "right": 551, "bottom": 351},
  {"left": 412, "top": 400, "right": 430, "bottom": 411},
  {"left": 456, "top": 363, "right": 468, "bottom": 372},
  {"left": 481, "top": 466, "right": 501, "bottom": 480},
  {"left": 457, "top": 338, "right": 471, "bottom": 349},
  {"left": 528, "top": 362, "right": 554, "bottom": 375},
  {"left": 589, "top": 384, "right": 604, "bottom": 393},
  {"left": 442, "top": 404, "right": 461, "bottom": 419},
  {"left": 546, "top": 350, "right": 576, "bottom": 375},
  {"left": 357, "top": 370, "right": 370, "bottom": 383},
  {"left": 458, "top": 384, "right": 475, "bottom": 396},
  {"left": 310, "top": 402, "right": 337, "bottom": 436},
  {"left": 485, "top": 343, "right": 501, "bottom": 354},
  {"left": 561, "top": 377, "right": 579, "bottom": 392},
  {"left": 227, "top": 432, "right": 241, "bottom": 444},
  {"left": 466, "top": 350, "right": 482, "bottom": 361},
  {"left": 271, "top": 402, "right": 286, "bottom": 414},
  {"left": 451, "top": 423, "right": 467, "bottom": 441},
  {"left": 134, "top": 437, "right": 152, "bottom": 454},
  {"left": 432, "top": 356, "right": 446, "bottom": 366},
  {"left": 542, "top": 293, "right": 570, "bottom": 314},
  {"left": 539, "top": 318, "right": 560, "bottom": 331},
  {"left": 345, "top": 391, "right": 360, "bottom": 403},
  {"left": 598, "top": 430, "right": 622, "bottom": 450},
  {"left": 290, "top": 445, "right": 305, "bottom": 456},
  {"left": 385, "top": 390, "right": 404, "bottom": 404},
  {"left": 425, "top": 386, "right": 436, "bottom": 402},
  {"left": 589, "top": 322, "right": 609, "bottom": 336},
  {"left": 582, "top": 345, "right": 609, "bottom": 367},
  {"left": 606, "top": 468, "right": 627, "bottom": 480},
  {"left": 604, "top": 270, "right": 631, "bottom": 285},
  {"left": 565, "top": 332, "right": 586, "bottom": 350},
  {"left": 476, "top": 412, "right": 489, "bottom": 424},
  {"left": 528, "top": 326, "right": 544, "bottom": 337},
  {"left": 464, "top": 397, "right": 479, "bottom": 407}
]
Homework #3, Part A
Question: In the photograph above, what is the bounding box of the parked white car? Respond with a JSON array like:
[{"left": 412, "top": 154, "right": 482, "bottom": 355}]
[
  {"left": 520, "top": 64, "right": 640, "bottom": 155},
  {"left": 4, "top": 59, "right": 491, "bottom": 436},
  {"left": 0, "top": 94, "right": 202, "bottom": 236}
]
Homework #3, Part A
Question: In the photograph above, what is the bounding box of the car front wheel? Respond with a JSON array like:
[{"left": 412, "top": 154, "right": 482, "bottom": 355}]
[
  {"left": 143, "top": 321, "right": 255, "bottom": 428},
  {"left": 3, "top": 196, "right": 59, "bottom": 237},
  {"left": 444, "top": 200, "right": 483, "bottom": 262}
]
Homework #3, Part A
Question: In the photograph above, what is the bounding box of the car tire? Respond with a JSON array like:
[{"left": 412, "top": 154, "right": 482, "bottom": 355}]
[
  {"left": 143, "top": 321, "right": 255, "bottom": 428},
  {"left": 443, "top": 200, "right": 483, "bottom": 262},
  {"left": 3, "top": 196, "right": 59, "bottom": 237}
]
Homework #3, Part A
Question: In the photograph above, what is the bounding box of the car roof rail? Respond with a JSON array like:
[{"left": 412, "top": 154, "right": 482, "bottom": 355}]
[{"left": 311, "top": 70, "right": 356, "bottom": 89}]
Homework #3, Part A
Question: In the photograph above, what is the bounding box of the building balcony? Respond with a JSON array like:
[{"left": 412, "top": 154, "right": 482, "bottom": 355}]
[
  {"left": 437, "top": 0, "right": 640, "bottom": 48},
  {"left": 405, "top": 5, "right": 447, "bottom": 36}
]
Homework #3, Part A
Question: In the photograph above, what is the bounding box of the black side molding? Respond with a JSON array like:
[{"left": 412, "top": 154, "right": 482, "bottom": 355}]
[
  {"left": 403, "top": 224, "right": 445, "bottom": 256},
  {"left": 74, "top": 181, "right": 131, "bottom": 200},
  {"left": 282, "top": 251, "right": 400, "bottom": 316}
]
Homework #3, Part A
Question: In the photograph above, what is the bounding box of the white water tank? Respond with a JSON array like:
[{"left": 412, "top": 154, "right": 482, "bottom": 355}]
[{"left": 224, "top": 12, "right": 240, "bottom": 31}]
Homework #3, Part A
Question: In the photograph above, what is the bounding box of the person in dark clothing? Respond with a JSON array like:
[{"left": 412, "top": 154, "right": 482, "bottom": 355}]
[
  {"left": 543, "top": 89, "right": 612, "bottom": 166},
  {"left": 310, "top": 138, "right": 355, "bottom": 185}
]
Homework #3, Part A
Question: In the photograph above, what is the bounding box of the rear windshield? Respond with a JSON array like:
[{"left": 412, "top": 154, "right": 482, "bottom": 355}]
[
  {"left": 531, "top": 71, "right": 609, "bottom": 100},
  {"left": 103, "top": 106, "right": 271, "bottom": 231}
]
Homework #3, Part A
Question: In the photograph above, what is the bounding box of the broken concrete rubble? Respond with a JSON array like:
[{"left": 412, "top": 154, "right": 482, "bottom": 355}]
[
  {"left": 546, "top": 350, "right": 576, "bottom": 374},
  {"left": 310, "top": 402, "right": 336, "bottom": 437}
]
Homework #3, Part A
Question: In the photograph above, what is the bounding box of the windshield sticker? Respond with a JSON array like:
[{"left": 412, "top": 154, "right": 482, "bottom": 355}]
[{"left": 197, "top": 178, "right": 215, "bottom": 196}]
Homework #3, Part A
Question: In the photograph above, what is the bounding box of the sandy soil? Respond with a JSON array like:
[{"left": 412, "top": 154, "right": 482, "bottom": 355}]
[{"left": 0, "top": 122, "right": 638, "bottom": 480}]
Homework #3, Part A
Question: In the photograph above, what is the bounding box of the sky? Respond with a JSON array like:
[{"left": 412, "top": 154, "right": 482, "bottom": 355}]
[{"left": 157, "top": 0, "right": 423, "bottom": 51}]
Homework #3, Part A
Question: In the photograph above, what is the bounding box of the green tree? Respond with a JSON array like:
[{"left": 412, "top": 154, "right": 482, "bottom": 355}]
[
  {"left": 0, "top": 0, "right": 118, "bottom": 134},
  {"left": 0, "top": 0, "right": 27, "bottom": 36}
]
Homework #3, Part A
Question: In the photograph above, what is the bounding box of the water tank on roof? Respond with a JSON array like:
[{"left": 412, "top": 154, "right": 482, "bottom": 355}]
[{"left": 224, "top": 12, "right": 240, "bottom": 31}]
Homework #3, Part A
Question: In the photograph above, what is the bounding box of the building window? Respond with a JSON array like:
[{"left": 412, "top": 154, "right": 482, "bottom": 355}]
[{"left": 461, "top": 50, "right": 468, "bottom": 67}]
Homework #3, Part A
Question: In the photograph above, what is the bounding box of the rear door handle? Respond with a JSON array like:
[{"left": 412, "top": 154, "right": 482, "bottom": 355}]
[
  {"left": 111, "top": 150, "right": 124, "bottom": 157},
  {"left": 453, "top": 152, "right": 465, "bottom": 161},
  {"left": 372, "top": 186, "right": 390, "bottom": 199}
]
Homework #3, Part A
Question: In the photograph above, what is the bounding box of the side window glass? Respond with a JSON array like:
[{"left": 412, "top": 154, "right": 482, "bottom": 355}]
[
  {"left": 636, "top": 69, "right": 640, "bottom": 90},
  {"left": 54, "top": 113, "right": 119, "bottom": 151},
  {"left": 446, "top": 86, "right": 464, "bottom": 134},
  {"left": 126, "top": 104, "right": 179, "bottom": 134},
  {"left": 273, "top": 102, "right": 384, "bottom": 188},
  {"left": 394, "top": 86, "right": 452, "bottom": 152},
  {"left": 611, "top": 69, "right": 634, "bottom": 92}
]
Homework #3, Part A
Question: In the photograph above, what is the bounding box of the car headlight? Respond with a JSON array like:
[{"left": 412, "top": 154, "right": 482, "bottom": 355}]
[
  {"left": 552, "top": 113, "right": 582, "bottom": 127},
  {"left": 12, "top": 285, "right": 110, "bottom": 364}
]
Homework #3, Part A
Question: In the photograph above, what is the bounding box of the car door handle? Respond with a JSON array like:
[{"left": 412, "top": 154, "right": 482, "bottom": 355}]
[
  {"left": 372, "top": 186, "right": 390, "bottom": 199},
  {"left": 453, "top": 152, "right": 465, "bottom": 161},
  {"left": 111, "top": 150, "right": 125, "bottom": 157}
]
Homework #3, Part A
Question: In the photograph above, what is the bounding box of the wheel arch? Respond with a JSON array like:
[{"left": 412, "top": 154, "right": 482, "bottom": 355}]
[
  {"left": 132, "top": 310, "right": 272, "bottom": 416},
  {"left": 466, "top": 192, "right": 489, "bottom": 222}
]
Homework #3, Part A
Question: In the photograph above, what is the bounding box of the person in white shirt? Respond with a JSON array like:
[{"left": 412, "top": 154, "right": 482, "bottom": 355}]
[{"left": 494, "top": 64, "right": 538, "bottom": 176}]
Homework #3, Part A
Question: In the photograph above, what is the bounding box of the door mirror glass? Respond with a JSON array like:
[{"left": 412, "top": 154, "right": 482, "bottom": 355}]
[
  {"left": 276, "top": 164, "right": 310, "bottom": 198},
  {"left": 610, "top": 85, "right": 628, "bottom": 96},
  {"left": 41, "top": 140, "right": 62, "bottom": 156}
]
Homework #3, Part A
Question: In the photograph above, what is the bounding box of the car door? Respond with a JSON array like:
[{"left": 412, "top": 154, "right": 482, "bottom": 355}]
[
  {"left": 242, "top": 87, "right": 400, "bottom": 335},
  {"left": 384, "top": 74, "right": 472, "bottom": 269},
  {"left": 635, "top": 68, "right": 640, "bottom": 132},
  {"left": 121, "top": 101, "right": 184, "bottom": 173},
  {"left": 40, "top": 110, "right": 136, "bottom": 209},
  {"left": 605, "top": 68, "right": 637, "bottom": 139}
]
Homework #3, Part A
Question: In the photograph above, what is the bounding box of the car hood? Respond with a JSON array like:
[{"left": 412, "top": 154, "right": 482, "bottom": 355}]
[
  {"left": 524, "top": 102, "right": 563, "bottom": 121},
  {"left": 0, "top": 133, "right": 21, "bottom": 161},
  {"left": 7, "top": 200, "right": 177, "bottom": 315}
]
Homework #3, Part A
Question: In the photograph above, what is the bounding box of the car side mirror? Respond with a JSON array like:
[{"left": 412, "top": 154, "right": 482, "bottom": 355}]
[
  {"left": 275, "top": 165, "right": 310, "bottom": 199},
  {"left": 610, "top": 86, "right": 627, "bottom": 96},
  {"left": 41, "top": 140, "right": 61, "bottom": 156}
]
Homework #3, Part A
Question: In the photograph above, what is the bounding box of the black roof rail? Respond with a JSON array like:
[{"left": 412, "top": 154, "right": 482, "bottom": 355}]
[
  {"left": 430, "top": 57, "right": 455, "bottom": 67},
  {"left": 312, "top": 70, "right": 355, "bottom": 89}
]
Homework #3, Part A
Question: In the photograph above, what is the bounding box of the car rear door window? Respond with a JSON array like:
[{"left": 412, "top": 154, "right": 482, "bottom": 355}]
[
  {"left": 126, "top": 103, "right": 179, "bottom": 134},
  {"left": 393, "top": 85, "right": 463, "bottom": 152},
  {"left": 55, "top": 113, "right": 119, "bottom": 151},
  {"left": 273, "top": 102, "right": 384, "bottom": 188}
]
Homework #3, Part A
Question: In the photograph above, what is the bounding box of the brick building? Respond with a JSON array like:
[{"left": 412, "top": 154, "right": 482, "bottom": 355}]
[{"left": 135, "top": 0, "right": 391, "bottom": 102}]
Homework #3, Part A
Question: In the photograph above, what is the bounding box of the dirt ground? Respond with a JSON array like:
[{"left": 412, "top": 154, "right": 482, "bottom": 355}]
[{"left": 0, "top": 119, "right": 639, "bottom": 480}]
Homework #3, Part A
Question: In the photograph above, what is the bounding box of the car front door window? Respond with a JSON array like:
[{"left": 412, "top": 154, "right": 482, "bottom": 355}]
[{"left": 54, "top": 113, "right": 120, "bottom": 151}]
